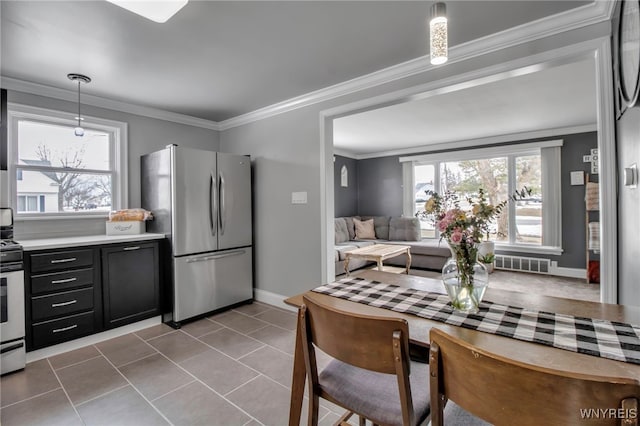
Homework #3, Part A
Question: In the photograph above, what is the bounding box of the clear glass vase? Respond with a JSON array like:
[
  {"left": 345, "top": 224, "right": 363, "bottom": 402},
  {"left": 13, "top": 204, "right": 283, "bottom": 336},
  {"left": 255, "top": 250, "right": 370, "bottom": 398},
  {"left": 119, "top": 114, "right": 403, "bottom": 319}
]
[{"left": 442, "top": 246, "right": 489, "bottom": 314}]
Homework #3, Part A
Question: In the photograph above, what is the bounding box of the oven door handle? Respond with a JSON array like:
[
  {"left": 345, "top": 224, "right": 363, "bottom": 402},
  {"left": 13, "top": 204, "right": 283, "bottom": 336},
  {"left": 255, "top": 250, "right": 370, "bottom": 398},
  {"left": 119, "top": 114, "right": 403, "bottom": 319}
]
[{"left": 0, "top": 341, "right": 24, "bottom": 354}]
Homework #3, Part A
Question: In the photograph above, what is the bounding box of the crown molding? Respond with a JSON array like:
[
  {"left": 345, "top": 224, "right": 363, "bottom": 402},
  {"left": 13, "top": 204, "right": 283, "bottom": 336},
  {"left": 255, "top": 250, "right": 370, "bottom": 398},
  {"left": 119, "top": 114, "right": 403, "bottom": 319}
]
[
  {"left": 332, "top": 148, "right": 358, "bottom": 159},
  {"left": 0, "top": 76, "right": 221, "bottom": 131},
  {"left": 218, "top": 1, "right": 612, "bottom": 131},
  {"left": 347, "top": 124, "right": 597, "bottom": 160}
]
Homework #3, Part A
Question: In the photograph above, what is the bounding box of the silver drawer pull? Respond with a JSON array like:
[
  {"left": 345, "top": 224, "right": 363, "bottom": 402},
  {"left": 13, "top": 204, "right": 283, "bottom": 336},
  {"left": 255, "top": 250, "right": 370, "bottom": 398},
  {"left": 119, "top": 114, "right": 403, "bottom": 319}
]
[
  {"left": 51, "top": 277, "right": 77, "bottom": 284},
  {"left": 51, "top": 257, "right": 77, "bottom": 264},
  {"left": 52, "top": 300, "right": 77, "bottom": 308},
  {"left": 123, "top": 246, "right": 141, "bottom": 251},
  {"left": 52, "top": 324, "right": 77, "bottom": 333}
]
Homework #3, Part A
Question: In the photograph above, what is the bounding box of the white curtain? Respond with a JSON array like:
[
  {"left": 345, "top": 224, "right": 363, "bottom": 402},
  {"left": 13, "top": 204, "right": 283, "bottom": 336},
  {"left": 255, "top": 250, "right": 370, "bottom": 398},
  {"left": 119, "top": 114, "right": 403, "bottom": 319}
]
[
  {"left": 541, "top": 146, "right": 562, "bottom": 248},
  {"left": 402, "top": 161, "right": 414, "bottom": 217}
]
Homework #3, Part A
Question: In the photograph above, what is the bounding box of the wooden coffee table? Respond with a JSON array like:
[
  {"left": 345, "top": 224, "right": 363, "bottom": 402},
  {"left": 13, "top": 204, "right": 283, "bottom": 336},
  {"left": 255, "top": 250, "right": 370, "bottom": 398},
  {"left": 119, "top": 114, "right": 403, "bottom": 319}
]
[{"left": 344, "top": 244, "right": 412, "bottom": 276}]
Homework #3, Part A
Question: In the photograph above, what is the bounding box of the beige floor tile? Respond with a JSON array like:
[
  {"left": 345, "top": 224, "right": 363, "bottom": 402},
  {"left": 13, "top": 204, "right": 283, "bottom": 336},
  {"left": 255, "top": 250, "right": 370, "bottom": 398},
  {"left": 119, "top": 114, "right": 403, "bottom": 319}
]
[
  {"left": 179, "top": 349, "right": 259, "bottom": 395},
  {"left": 198, "top": 327, "right": 264, "bottom": 359},
  {"left": 119, "top": 353, "right": 194, "bottom": 401},
  {"left": 0, "top": 359, "right": 60, "bottom": 407},
  {"left": 135, "top": 323, "right": 177, "bottom": 341},
  {"left": 147, "top": 331, "right": 210, "bottom": 363},
  {"left": 247, "top": 324, "right": 295, "bottom": 354},
  {"left": 56, "top": 356, "right": 127, "bottom": 405},
  {"left": 153, "top": 381, "right": 251, "bottom": 426},
  {"left": 238, "top": 346, "right": 293, "bottom": 387},
  {"left": 96, "top": 333, "right": 158, "bottom": 367},
  {"left": 0, "top": 389, "right": 82, "bottom": 426},
  {"left": 48, "top": 345, "right": 101, "bottom": 370},
  {"left": 208, "top": 311, "right": 269, "bottom": 334},
  {"left": 181, "top": 318, "right": 224, "bottom": 338},
  {"left": 232, "top": 302, "right": 272, "bottom": 317},
  {"left": 76, "top": 385, "right": 169, "bottom": 426},
  {"left": 254, "top": 308, "right": 297, "bottom": 330},
  {"left": 227, "top": 375, "right": 327, "bottom": 426}
]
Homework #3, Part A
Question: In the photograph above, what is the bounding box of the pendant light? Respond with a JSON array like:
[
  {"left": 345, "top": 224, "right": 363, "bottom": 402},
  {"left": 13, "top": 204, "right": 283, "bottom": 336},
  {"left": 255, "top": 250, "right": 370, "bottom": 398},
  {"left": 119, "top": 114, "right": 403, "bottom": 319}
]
[
  {"left": 67, "top": 73, "right": 91, "bottom": 137},
  {"left": 430, "top": 2, "right": 448, "bottom": 65}
]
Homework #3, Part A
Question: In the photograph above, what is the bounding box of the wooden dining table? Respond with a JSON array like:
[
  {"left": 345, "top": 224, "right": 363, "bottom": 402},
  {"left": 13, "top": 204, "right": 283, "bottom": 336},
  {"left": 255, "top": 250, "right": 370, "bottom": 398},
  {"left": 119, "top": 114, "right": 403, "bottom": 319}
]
[{"left": 284, "top": 270, "right": 640, "bottom": 426}]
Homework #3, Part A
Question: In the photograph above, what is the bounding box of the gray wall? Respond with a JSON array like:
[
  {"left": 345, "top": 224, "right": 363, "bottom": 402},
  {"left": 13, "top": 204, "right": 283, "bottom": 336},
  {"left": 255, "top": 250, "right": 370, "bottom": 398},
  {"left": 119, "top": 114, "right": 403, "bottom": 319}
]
[
  {"left": 617, "top": 105, "right": 640, "bottom": 306},
  {"left": 334, "top": 155, "right": 358, "bottom": 217},
  {"left": 220, "top": 22, "right": 610, "bottom": 298},
  {"left": 357, "top": 156, "right": 403, "bottom": 217},
  {"left": 7, "top": 90, "right": 219, "bottom": 239},
  {"left": 354, "top": 132, "right": 597, "bottom": 269}
]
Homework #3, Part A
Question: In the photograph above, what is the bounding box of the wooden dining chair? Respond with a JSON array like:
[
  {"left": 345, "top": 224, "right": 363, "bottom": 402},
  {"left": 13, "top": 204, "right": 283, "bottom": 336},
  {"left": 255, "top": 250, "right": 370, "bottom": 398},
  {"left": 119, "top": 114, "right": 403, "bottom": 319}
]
[
  {"left": 298, "top": 295, "right": 431, "bottom": 426},
  {"left": 429, "top": 328, "right": 640, "bottom": 426}
]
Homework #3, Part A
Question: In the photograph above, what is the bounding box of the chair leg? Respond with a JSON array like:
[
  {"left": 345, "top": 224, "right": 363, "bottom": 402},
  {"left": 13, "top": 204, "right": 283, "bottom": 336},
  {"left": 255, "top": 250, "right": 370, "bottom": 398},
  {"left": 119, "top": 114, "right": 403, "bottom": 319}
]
[{"left": 308, "top": 393, "right": 319, "bottom": 426}]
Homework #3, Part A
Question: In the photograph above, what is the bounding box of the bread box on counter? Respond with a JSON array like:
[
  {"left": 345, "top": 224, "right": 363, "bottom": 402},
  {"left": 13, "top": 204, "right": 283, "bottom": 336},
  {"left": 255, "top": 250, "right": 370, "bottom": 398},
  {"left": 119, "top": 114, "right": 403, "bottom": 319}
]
[{"left": 105, "top": 209, "right": 152, "bottom": 235}]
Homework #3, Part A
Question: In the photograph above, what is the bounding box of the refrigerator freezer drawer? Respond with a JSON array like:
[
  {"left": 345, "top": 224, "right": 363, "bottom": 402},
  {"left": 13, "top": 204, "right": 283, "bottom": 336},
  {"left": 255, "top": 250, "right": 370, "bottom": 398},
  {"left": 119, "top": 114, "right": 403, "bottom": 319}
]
[{"left": 173, "top": 248, "right": 253, "bottom": 322}]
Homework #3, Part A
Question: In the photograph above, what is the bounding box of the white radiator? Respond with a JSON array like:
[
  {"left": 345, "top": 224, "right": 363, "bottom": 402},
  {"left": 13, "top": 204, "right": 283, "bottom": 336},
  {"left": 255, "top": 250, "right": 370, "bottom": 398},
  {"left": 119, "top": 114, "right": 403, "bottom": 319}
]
[{"left": 494, "top": 254, "right": 551, "bottom": 274}]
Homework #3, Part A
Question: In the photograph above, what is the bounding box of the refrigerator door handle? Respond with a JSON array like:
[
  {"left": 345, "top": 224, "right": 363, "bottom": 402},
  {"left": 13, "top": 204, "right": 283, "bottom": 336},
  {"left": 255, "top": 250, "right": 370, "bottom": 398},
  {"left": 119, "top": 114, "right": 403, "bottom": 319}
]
[
  {"left": 185, "top": 249, "right": 246, "bottom": 263},
  {"left": 210, "top": 172, "right": 217, "bottom": 237},
  {"left": 219, "top": 172, "right": 226, "bottom": 236}
]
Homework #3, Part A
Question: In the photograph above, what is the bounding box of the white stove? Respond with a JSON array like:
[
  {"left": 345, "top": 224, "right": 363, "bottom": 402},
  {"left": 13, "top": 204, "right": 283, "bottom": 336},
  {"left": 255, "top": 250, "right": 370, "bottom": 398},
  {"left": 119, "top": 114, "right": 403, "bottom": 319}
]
[{"left": 0, "top": 208, "right": 26, "bottom": 375}]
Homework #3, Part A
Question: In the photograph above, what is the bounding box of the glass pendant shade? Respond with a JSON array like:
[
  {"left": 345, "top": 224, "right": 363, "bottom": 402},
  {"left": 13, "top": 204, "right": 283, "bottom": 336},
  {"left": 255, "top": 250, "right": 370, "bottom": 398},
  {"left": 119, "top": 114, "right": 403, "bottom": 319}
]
[
  {"left": 430, "top": 3, "right": 448, "bottom": 65},
  {"left": 67, "top": 73, "right": 91, "bottom": 138}
]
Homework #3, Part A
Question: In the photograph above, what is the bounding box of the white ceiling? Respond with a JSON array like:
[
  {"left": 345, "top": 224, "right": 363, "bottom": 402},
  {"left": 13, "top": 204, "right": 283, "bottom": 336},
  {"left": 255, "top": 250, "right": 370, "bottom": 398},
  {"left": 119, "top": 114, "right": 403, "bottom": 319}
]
[
  {"left": 1, "top": 1, "right": 590, "bottom": 122},
  {"left": 333, "top": 59, "right": 597, "bottom": 157}
]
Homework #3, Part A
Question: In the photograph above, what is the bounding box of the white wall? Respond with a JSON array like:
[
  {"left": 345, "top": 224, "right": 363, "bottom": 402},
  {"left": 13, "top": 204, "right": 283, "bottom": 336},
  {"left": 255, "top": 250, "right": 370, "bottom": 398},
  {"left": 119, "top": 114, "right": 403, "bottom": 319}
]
[
  {"left": 220, "top": 22, "right": 611, "bottom": 299},
  {"left": 7, "top": 91, "right": 220, "bottom": 239}
]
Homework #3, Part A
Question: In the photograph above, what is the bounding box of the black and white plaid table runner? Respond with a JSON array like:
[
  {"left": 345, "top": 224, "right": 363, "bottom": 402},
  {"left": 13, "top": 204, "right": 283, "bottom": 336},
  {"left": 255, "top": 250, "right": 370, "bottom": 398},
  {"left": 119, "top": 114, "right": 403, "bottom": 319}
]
[{"left": 312, "top": 277, "right": 640, "bottom": 365}]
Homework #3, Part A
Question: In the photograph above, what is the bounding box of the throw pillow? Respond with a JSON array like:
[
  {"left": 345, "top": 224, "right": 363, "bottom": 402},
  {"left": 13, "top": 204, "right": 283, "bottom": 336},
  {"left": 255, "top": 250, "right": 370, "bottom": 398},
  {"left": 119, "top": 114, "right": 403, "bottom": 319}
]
[{"left": 354, "top": 218, "right": 376, "bottom": 239}]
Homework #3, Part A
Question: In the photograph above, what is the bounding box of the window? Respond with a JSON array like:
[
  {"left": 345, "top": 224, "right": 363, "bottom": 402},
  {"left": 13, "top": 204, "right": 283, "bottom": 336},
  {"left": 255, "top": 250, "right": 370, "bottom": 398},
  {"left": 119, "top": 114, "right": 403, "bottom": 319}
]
[
  {"left": 401, "top": 140, "right": 562, "bottom": 252},
  {"left": 8, "top": 104, "right": 127, "bottom": 218}
]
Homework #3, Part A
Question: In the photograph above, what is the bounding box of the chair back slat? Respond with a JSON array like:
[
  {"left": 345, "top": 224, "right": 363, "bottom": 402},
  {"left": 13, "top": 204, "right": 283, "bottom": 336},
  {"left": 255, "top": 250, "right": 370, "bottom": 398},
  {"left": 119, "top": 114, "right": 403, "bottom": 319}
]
[
  {"left": 430, "top": 328, "right": 640, "bottom": 426},
  {"left": 302, "top": 294, "right": 410, "bottom": 375}
]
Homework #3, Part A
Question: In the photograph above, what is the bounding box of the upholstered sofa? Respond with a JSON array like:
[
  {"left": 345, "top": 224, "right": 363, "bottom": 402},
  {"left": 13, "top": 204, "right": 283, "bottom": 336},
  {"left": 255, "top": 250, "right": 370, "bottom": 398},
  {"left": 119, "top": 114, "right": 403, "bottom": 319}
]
[{"left": 334, "top": 216, "right": 451, "bottom": 276}]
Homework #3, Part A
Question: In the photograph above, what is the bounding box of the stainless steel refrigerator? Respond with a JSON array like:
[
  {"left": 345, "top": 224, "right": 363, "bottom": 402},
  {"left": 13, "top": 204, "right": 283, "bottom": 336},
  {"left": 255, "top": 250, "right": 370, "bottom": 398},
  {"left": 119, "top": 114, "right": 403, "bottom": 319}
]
[{"left": 141, "top": 145, "right": 253, "bottom": 326}]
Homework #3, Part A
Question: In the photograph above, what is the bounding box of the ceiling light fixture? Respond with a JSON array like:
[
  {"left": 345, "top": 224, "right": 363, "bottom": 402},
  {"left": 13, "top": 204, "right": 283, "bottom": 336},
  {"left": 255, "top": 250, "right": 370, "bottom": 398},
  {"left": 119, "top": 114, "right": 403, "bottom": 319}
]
[
  {"left": 67, "top": 73, "right": 91, "bottom": 137},
  {"left": 106, "top": 0, "right": 188, "bottom": 23},
  {"left": 430, "top": 2, "right": 448, "bottom": 65}
]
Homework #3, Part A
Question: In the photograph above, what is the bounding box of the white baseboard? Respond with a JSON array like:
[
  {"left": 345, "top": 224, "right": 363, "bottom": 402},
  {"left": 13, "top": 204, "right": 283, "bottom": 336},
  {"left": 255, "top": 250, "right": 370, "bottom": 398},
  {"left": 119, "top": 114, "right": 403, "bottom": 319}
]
[
  {"left": 254, "top": 288, "right": 296, "bottom": 312},
  {"left": 549, "top": 262, "right": 587, "bottom": 279},
  {"left": 26, "top": 316, "right": 162, "bottom": 363}
]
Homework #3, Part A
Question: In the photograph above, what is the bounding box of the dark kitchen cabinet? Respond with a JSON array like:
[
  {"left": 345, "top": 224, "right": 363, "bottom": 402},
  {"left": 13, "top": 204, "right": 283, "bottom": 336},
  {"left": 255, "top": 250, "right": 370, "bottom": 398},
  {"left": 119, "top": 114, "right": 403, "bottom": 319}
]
[
  {"left": 25, "top": 238, "right": 164, "bottom": 351},
  {"left": 101, "top": 241, "right": 160, "bottom": 329},
  {"left": 25, "top": 247, "right": 102, "bottom": 351}
]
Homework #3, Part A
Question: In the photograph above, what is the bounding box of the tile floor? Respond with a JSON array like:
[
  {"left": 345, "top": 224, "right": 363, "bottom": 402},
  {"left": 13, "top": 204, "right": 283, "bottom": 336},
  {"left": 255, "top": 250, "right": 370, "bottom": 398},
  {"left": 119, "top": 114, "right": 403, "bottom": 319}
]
[{"left": 0, "top": 302, "right": 346, "bottom": 426}]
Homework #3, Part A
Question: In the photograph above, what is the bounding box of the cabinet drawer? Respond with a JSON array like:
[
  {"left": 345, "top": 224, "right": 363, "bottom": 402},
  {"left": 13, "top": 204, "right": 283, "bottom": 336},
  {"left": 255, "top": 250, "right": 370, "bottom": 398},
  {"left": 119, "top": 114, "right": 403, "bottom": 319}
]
[
  {"left": 32, "top": 288, "right": 93, "bottom": 322},
  {"left": 30, "top": 249, "right": 94, "bottom": 273},
  {"left": 31, "top": 268, "right": 94, "bottom": 295},
  {"left": 32, "top": 311, "right": 94, "bottom": 349}
]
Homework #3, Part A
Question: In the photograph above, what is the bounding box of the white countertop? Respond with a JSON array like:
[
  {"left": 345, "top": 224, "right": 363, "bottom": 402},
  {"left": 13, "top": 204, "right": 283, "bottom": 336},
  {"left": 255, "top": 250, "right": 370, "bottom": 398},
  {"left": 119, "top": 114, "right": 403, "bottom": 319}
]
[{"left": 19, "top": 233, "right": 166, "bottom": 251}]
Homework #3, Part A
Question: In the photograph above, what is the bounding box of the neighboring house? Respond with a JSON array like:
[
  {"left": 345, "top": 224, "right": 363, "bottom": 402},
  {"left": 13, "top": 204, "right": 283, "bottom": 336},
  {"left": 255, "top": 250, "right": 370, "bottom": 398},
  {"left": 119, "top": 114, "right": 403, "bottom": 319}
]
[{"left": 15, "top": 159, "right": 59, "bottom": 213}]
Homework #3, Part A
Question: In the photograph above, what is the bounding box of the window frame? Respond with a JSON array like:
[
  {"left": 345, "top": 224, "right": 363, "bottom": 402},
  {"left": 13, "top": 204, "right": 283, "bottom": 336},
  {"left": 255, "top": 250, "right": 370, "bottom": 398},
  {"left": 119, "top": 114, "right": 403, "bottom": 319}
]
[
  {"left": 7, "top": 103, "right": 128, "bottom": 220},
  {"left": 401, "top": 140, "right": 562, "bottom": 255}
]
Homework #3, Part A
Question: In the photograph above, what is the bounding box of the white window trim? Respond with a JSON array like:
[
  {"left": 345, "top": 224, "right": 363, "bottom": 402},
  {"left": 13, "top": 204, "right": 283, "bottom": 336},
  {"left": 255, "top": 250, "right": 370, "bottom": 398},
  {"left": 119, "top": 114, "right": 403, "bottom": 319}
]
[
  {"left": 401, "top": 140, "right": 563, "bottom": 254},
  {"left": 7, "top": 103, "right": 128, "bottom": 220}
]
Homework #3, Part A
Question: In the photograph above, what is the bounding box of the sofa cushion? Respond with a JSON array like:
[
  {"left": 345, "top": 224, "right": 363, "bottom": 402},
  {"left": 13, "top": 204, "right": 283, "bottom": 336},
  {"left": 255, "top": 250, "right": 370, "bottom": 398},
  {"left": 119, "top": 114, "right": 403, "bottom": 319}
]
[
  {"left": 335, "top": 218, "right": 350, "bottom": 244},
  {"left": 360, "top": 216, "right": 391, "bottom": 240},
  {"left": 387, "top": 239, "right": 452, "bottom": 257},
  {"left": 354, "top": 218, "right": 376, "bottom": 239},
  {"left": 338, "top": 216, "right": 360, "bottom": 240},
  {"left": 388, "top": 217, "right": 421, "bottom": 241}
]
